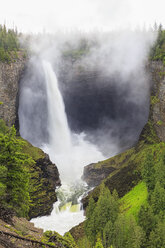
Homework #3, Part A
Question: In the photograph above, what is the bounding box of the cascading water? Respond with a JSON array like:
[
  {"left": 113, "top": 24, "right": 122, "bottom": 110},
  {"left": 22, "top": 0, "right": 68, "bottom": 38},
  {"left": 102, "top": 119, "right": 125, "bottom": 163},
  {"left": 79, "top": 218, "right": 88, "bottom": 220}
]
[
  {"left": 42, "top": 61, "right": 71, "bottom": 154},
  {"left": 25, "top": 60, "right": 105, "bottom": 234}
]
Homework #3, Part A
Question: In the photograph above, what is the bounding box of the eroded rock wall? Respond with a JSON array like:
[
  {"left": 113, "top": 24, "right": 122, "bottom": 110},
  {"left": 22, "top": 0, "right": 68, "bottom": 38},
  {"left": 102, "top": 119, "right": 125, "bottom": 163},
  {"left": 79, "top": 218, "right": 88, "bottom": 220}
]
[
  {"left": 82, "top": 61, "right": 165, "bottom": 207},
  {"left": 0, "top": 55, "right": 26, "bottom": 127},
  {"left": 0, "top": 57, "right": 61, "bottom": 218},
  {"left": 149, "top": 61, "right": 165, "bottom": 141}
]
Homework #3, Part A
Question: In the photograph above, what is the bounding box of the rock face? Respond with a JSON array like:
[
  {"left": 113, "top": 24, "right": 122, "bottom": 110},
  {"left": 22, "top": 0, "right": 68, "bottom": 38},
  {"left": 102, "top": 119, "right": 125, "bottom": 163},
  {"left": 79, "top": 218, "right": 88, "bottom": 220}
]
[
  {"left": 147, "top": 61, "right": 165, "bottom": 142},
  {"left": 21, "top": 140, "right": 61, "bottom": 219},
  {"left": 82, "top": 147, "right": 141, "bottom": 208},
  {"left": 59, "top": 58, "right": 149, "bottom": 154},
  {"left": 29, "top": 153, "right": 61, "bottom": 219},
  {"left": 0, "top": 57, "right": 61, "bottom": 218},
  {"left": 82, "top": 61, "right": 165, "bottom": 208},
  {"left": 82, "top": 163, "right": 116, "bottom": 187},
  {"left": 0, "top": 55, "right": 26, "bottom": 127}
]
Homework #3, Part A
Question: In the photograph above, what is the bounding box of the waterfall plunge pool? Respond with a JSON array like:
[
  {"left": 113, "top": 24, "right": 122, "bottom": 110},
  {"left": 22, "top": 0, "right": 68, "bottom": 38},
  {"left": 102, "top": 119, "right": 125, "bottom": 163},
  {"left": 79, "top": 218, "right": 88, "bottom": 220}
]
[{"left": 29, "top": 61, "right": 105, "bottom": 235}]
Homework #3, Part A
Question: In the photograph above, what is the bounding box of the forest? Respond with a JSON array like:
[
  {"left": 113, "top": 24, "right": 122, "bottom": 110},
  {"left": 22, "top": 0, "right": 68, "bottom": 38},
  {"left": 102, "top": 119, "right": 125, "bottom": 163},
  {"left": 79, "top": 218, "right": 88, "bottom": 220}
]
[{"left": 1, "top": 24, "right": 165, "bottom": 247}]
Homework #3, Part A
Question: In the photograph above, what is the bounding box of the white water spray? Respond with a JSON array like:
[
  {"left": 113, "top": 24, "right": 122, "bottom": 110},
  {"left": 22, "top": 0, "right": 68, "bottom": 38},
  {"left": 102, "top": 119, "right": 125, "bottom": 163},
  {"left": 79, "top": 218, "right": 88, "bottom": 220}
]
[
  {"left": 31, "top": 61, "right": 105, "bottom": 234},
  {"left": 42, "top": 61, "right": 71, "bottom": 153}
]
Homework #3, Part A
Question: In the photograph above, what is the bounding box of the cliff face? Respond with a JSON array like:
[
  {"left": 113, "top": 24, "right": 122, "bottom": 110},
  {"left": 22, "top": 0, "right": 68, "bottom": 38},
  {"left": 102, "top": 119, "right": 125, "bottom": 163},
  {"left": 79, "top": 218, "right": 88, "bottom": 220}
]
[
  {"left": 0, "top": 55, "right": 26, "bottom": 127},
  {"left": 59, "top": 58, "right": 149, "bottom": 155},
  {"left": 0, "top": 57, "right": 61, "bottom": 218},
  {"left": 82, "top": 61, "right": 165, "bottom": 208},
  {"left": 20, "top": 138, "right": 61, "bottom": 219},
  {"left": 140, "top": 61, "right": 165, "bottom": 143}
]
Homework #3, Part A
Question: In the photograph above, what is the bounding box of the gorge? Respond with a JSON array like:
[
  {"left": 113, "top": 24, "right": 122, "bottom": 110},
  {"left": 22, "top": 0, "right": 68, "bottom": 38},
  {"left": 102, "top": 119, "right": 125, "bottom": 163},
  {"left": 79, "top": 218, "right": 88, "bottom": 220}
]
[
  {"left": 1, "top": 27, "right": 164, "bottom": 248},
  {"left": 15, "top": 30, "right": 154, "bottom": 234}
]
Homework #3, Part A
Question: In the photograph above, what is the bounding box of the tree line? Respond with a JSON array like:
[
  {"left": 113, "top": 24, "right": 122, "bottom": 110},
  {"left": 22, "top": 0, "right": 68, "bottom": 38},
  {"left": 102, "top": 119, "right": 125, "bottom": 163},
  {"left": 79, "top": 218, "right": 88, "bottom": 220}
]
[
  {"left": 84, "top": 145, "right": 165, "bottom": 247},
  {"left": 0, "top": 24, "right": 20, "bottom": 63},
  {"left": 0, "top": 120, "right": 34, "bottom": 217}
]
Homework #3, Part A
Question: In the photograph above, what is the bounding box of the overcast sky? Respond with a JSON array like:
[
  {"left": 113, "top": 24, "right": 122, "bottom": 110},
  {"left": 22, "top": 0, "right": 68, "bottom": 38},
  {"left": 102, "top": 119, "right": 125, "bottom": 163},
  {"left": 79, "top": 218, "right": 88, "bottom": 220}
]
[{"left": 0, "top": 0, "right": 165, "bottom": 33}]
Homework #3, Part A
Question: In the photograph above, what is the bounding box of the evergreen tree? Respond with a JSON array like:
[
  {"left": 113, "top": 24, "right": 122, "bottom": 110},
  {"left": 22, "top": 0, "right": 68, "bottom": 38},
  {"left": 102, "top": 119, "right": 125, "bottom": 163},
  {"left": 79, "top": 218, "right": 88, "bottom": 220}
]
[
  {"left": 0, "top": 125, "right": 34, "bottom": 216},
  {"left": 85, "top": 197, "right": 96, "bottom": 245},
  {"left": 113, "top": 215, "right": 144, "bottom": 248},
  {"left": 149, "top": 220, "right": 165, "bottom": 248},
  {"left": 94, "top": 238, "right": 104, "bottom": 248},
  {"left": 85, "top": 184, "right": 119, "bottom": 245},
  {"left": 142, "top": 153, "right": 155, "bottom": 192},
  {"left": 155, "top": 152, "right": 165, "bottom": 188},
  {"left": 150, "top": 182, "right": 165, "bottom": 215},
  {"left": 103, "top": 220, "right": 113, "bottom": 248},
  {"left": 0, "top": 24, "right": 20, "bottom": 62},
  {"left": 138, "top": 205, "right": 156, "bottom": 238}
]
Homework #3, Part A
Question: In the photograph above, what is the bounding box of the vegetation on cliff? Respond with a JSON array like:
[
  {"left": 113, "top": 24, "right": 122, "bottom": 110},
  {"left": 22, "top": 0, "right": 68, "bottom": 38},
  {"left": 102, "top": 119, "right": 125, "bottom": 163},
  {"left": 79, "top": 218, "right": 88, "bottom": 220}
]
[
  {"left": 0, "top": 120, "right": 33, "bottom": 217},
  {"left": 1, "top": 24, "right": 165, "bottom": 248},
  {"left": 0, "top": 25, "right": 20, "bottom": 63},
  {"left": 81, "top": 145, "right": 165, "bottom": 247},
  {"left": 150, "top": 23, "right": 165, "bottom": 63},
  {"left": 76, "top": 26, "right": 165, "bottom": 247},
  {"left": 0, "top": 119, "right": 60, "bottom": 219}
]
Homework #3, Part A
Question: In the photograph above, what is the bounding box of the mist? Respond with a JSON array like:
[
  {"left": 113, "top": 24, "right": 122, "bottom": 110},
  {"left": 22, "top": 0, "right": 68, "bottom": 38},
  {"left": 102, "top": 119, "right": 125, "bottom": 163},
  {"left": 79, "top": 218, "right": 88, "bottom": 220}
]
[
  {"left": 19, "top": 28, "right": 156, "bottom": 156},
  {"left": 18, "top": 28, "right": 157, "bottom": 234},
  {"left": 14, "top": 5, "right": 159, "bottom": 233},
  {"left": 1, "top": 0, "right": 165, "bottom": 33}
]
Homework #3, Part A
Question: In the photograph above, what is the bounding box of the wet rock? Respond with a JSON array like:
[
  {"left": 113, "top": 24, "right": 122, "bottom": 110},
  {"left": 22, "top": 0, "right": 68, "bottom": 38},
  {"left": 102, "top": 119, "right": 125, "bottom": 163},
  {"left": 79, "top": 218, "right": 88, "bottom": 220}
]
[
  {"left": 82, "top": 163, "right": 116, "bottom": 187},
  {"left": 28, "top": 151, "right": 61, "bottom": 219},
  {"left": 0, "top": 53, "right": 26, "bottom": 128}
]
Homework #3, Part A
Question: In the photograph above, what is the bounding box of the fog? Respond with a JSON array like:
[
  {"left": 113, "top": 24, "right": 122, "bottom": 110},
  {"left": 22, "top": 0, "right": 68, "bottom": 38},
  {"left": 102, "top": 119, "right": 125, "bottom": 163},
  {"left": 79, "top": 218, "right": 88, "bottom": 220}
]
[
  {"left": 19, "top": 28, "right": 156, "bottom": 158},
  {"left": 0, "top": 0, "right": 165, "bottom": 33},
  {"left": 15, "top": 0, "right": 160, "bottom": 233}
]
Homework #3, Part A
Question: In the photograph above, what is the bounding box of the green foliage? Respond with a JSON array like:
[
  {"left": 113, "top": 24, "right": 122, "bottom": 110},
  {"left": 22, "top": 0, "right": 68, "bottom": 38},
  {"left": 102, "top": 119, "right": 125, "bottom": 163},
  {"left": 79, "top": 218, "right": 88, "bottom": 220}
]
[
  {"left": 64, "top": 232, "right": 78, "bottom": 247},
  {"left": 0, "top": 119, "right": 8, "bottom": 133},
  {"left": 150, "top": 95, "right": 159, "bottom": 105},
  {"left": 0, "top": 124, "right": 34, "bottom": 216},
  {"left": 85, "top": 184, "right": 119, "bottom": 246},
  {"left": 43, "top": 230, "right": 78, "bottom": 248},
  {"left": 150, "top": 24, "right": 165, "bottom": 61},
  {"left": 120, "top": 182, "right": 148, "bottom": 220},
  {"left": 112, "top": 215, "right": 143, "bottom": 248},
  {"left": 95, "top": 238, "right": 104, "bottom": 248},
  {"left": 138, "top": 205, "right": 156, "bottom": 237},
  {"left": 156, "top": 120, "right": 163, "bottom": 126},
  {"left": 103, "top": 220, "right": 113, "bottom": 248},
  {"left": 142, "top": 154, "right": 155, "bottom": 192},
  {"left": 62, "top": 38, "right": 90, "bottom": 61},
  {"left": 0, "top": 24, "right": 20, "bottom": 63},
  {"left": 83, "top": 141, "right": 165, "bottom": 248},
  {"left": 150, "top": 182, "right": 165, "bottom": 215},
  {"left": 138, "top": 145, "right": 165, "bottom": 246},
  {"left": 148, "top": 220, "right": 165, "bottom": 248}
]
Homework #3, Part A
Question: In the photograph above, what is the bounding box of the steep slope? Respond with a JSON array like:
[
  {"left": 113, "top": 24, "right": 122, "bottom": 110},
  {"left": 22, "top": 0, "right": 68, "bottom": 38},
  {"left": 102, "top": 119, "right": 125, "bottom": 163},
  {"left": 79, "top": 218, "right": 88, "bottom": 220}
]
[
  {"left": 0, "top": 208, "right": 77, "bottom": 248},
  {"left": 0, "top": 53, "right": 26, "bottom": 128},
  {"left": 82, "top": 61, "right": 165, "bottom": 207},
  {"left": 22, "top": 140, "right": 61, "bottom": 218},
  {"left": 0, "top": 55, "right": 61, "bottom": 218}
]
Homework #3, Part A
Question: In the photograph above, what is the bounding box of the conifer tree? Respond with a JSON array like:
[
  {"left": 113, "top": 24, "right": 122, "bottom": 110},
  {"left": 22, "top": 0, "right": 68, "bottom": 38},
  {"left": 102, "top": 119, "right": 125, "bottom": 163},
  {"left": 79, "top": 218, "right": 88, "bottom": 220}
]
[{"left": 0, "top": 125, "right": 34, "bottom": 216}]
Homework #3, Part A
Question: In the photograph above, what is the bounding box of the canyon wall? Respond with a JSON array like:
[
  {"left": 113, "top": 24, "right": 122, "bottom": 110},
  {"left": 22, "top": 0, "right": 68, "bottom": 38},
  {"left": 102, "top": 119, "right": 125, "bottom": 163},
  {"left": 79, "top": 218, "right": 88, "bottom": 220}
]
[
  {"left": 0, "top": 57, "right": 61, "bottom": 218},
  {"left": 0, "top": 54, "right": 26, "bottom": 128}
]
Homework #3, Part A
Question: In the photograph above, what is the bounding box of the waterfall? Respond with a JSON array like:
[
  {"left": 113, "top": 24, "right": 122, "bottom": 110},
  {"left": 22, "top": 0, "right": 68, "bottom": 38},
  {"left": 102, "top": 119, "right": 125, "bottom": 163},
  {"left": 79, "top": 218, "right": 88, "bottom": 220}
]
[
  {"left": 41, "top": 60, "right": 105, "bottom": 183},
  {"left": 20, "top": 59, "right": 105, "bottom": 234},
  {"left": 42, "top": 61, "right": 71, "bottom": 153}
]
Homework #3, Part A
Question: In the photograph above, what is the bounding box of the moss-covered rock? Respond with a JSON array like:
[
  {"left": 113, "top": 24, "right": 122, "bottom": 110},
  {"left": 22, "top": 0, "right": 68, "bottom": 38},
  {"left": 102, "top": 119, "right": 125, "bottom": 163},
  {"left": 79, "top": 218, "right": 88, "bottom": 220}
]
[
  {"left": 0, "top": 53, "right": 26, "bottom": 128},
  {"left": 22, "top": 140, "right": 61, "bottom": 219},
  {"left": 82, "top": 61, "right": 165, "bottom": 210},
  {"left": 82, "top": 146, "right": 142, "bottom": 208},
  {"left": 43, "top": 230, "right": 78, "bottom": 248},
  {"left": 140, "top": 61, "right": 165, "bottom": 143},
  {"left": 0, "top": 215, "right": 78, "bottom": 248},
  {"left": 0, "top": 119, "right": 61, "bottom": 219}
]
